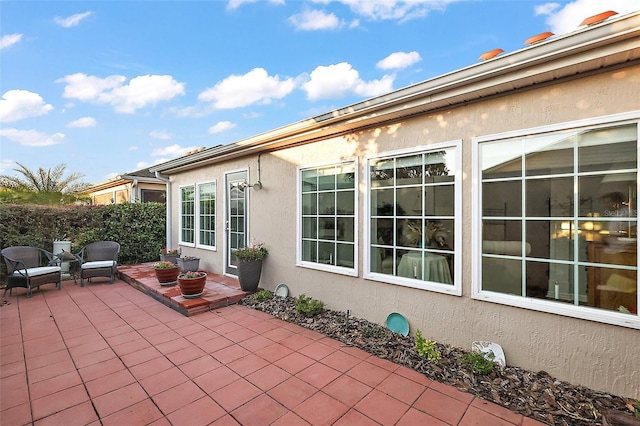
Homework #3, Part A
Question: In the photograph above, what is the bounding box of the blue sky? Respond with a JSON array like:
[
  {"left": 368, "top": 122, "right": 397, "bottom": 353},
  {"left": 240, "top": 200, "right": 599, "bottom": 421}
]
[{"left": 1, "top": 0, "right": 638, "bottom": 185}]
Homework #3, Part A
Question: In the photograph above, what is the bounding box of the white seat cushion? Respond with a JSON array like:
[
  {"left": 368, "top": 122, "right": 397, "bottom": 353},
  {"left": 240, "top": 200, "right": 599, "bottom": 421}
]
[
  {"left": 14, "top": 266, "right": 61, "bottom": 277},
  {"left": 81, "top": 260, "right": 116, "bottom": 270}
]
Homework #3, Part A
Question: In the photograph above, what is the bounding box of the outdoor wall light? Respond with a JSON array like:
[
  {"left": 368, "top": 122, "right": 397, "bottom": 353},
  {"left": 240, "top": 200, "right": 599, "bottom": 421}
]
[{"left": 239, "top": 181, "right": 263, "bottom": 190}]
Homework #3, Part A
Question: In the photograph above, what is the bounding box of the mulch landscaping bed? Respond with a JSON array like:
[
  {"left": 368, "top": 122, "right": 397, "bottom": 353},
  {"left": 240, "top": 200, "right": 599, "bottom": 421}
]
[{"left": 240, "top": 294, "right": 638, "bottom": 426}]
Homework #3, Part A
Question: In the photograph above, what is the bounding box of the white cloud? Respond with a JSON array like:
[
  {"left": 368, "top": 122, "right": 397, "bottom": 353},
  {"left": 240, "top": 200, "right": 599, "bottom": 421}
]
[
  {"left": 302, "top": 62, "right": 394, "bottom": 100},
  {"left": 290, "top": 9, "right": 341, "bottom": 30},
  {"left": 534, "top": 3, "right": 560, "bottom": 16},
  {"left": 0, "top": 159, "right": 14, "bottom": 173},
  {"left": 150, "top": 130, "right": 172, "bottom": 140},
  {"left": 150, "top": 144, "right": 197, "bottom": 157},
  {"left": 57, "top": 73, "right": 185, "bottom": 113},
  {"left": 321, "top": 0, "right": 454, "bottom": 22},
  {"left": 537, "top": 0, "right": 639, "bottom": 34},
  {"left": 0, "top": 33, "right": 23, "bottom": 49},
  {"left": 0, "top": 128, "right": 65, "bottom": 147},
  {"left": 54, "top": 11, "right": 93, "bottom": 28},
  {"left": 0, "top": 90, "right": 53, "bottom": 123},
  {"left": 227, "top": 0, "right": 283, "bottom": 10},
  {"left": 208, "top": 121, "right": 237, "bottom": 134},
  {"left": 129, "top": 146, "right": 139, "bottom": 151},
  {"left": 67, "top": 116, "right": 96, "bottom": 128},
  {"left": 377, "top": 51, "right": 421, "bottom": 70},
  {"left": 198, "top": 68, "right": 295, "bottom": 109}
]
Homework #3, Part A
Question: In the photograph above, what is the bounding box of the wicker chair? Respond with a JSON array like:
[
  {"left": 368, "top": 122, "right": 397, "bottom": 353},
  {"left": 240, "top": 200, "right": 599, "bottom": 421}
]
[
  {"left": 1, "top": 246, "right": 62, "bottom": 297},
  {"left": 76, "top": 241, "right": 120, "bottom": 287}
]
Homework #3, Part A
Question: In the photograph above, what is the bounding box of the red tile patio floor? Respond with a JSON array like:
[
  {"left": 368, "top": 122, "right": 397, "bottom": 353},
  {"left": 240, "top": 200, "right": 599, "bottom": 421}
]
[{"left": 0, "top": 277, "right": 547, "bottom": 425}]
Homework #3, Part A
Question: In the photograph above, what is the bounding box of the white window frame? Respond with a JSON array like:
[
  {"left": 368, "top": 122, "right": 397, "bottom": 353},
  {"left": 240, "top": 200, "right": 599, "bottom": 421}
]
[
  {"left": 179, "top": 184, "right": 196, "bottom": 247},
  {"left": 296, "top": 158, "right": 358, "bottom": 277},
  {"left": 364, "top": 141, "right": 463, "bottom": 296},
  {"left": 196, "top": 181, "right": 216, "bottom": 251},
  {"left": 472, "top": 111, "right": 640, "bottom": 329}
]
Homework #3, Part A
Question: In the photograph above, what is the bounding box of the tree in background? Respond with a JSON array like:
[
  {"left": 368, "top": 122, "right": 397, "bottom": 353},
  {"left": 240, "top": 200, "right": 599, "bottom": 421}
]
[{"left": 0, "top": 162, "right": 91, "bottom": 194}]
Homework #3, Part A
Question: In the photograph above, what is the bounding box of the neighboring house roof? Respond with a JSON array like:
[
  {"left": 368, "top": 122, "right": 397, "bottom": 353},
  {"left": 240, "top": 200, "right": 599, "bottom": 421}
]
[
  {"left": 87, "top": 167, "right": 166, "bottom": 192},
  {"left": 151, "top": 11, "right": 640, "bottom": 176}
]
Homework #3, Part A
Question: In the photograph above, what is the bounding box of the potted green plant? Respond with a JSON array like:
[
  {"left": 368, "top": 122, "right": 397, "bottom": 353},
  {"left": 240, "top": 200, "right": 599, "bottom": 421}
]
[
  {"left": 177, "top": 255, "right": 200, "bottom": 273},
  {"left": 159, "top": 248, "right": 180, "bottom": 264},
  {"left": 177, "top": 270, "right": 207, "bottom": 299},
  {"left": 235, "top": 242, "right": 268, "bottom": 292},
  {"left": 153, "top": 261, "right": 180, "bottom": 286}
]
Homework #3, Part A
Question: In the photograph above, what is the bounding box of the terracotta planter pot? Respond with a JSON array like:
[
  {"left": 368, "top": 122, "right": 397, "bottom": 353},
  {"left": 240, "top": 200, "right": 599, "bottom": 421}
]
[
  {"left": 237, "top": 259, "right": 263, "bottom": 292},
  {"left": 154, "top": 267, "right": 180, "bottom": 285},
  {"left": 178, "top": 274, "right": 207, "bottom": 298}
]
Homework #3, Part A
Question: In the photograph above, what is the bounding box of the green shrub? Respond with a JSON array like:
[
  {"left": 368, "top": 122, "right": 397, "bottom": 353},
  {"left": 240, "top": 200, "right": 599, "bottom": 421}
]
[
  {"left": 254, "top": 289, "right": 273, "bottom": 302},
  {"left": 461, "top": 351, "right": 496, "bottom": 375},
  {"left": 295, "top": 294, "right": 324, "bottom": 317},
  {"left": 415, "top": 330, "right": 441, "bottom": 362},
  {"left": 0, "top": 202, "right": 166, "bottom": 282}
]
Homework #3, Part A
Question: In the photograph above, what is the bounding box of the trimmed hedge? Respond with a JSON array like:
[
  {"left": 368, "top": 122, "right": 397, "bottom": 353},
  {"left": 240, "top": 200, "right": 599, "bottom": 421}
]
[{"left": 0, "top": 203, "right": 166, "bottom": 282}]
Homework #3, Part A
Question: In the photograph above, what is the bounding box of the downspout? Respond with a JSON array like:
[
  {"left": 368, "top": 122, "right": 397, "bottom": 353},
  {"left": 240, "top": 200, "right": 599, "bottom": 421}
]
[
  {"left": 155, "top": 171, "right": 172, "bottom": 250},
  {"left": 131, "top": 178, "right": 138, "bottom": 203}
]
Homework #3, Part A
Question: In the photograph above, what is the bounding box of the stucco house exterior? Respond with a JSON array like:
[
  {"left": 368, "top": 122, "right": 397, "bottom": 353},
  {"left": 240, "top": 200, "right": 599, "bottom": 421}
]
[
  {"left": 87, "top": 167, "right": 166, "bottom": 205},
  {"left": 151, "top": 11, "right": 640, "bottom": 398}
]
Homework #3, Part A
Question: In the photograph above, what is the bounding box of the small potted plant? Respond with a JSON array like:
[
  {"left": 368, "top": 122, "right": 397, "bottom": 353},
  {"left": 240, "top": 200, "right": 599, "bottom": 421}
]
[
  {"left": 235, "top": 241, "right": 268, "bottom": 292},
  {"left": 159, "top": 248, "right": 180, "bottom": 264},
  {"left": 177, "top": 255, "right": 200, "bottom": 273},
  {"left": 153, "top": 261, "right": 180, "bottom": 286},
  {"left": 177, "top": 270, "right": 207, "bottom": 299}
]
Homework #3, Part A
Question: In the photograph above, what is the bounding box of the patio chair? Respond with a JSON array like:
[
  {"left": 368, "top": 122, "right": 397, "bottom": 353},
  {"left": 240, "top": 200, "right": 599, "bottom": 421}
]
[
  {"left": 76, "top": 241, "right": 120, "bottom": 286},
  {"left": 1, "top": 246, "right": 62, "bottom": 297}
]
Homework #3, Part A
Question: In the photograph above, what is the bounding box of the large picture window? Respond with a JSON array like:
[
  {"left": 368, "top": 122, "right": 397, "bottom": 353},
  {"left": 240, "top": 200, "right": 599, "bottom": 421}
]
[
  {"left": 197, "top": 182, "right": 216, "bottom": 248},
  {"left": 475, "top": 118, "right": 638, "bottom": 326},
  {"left": 298, "top": 161, "right": 357, "bottom": 275},
  {"left": 180, "top": 185, "right": 195, "bottom": 245},
  {"left": 367, "top": 143, "right": 461, "bottom": 295}
]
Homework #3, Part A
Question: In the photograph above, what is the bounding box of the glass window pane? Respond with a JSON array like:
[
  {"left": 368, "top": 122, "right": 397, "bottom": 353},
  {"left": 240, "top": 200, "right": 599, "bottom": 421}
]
[
  {"left": 397, "top": 187, "right": 421, "bottom": 216},
  {"left": 336, "top": 243, "right": 354, "bottom": 267},
  {"left": 318, "top": 242, "right": 335, "bottom": 264},
  {"left": 371, "top": 159, "right": 394, "bottom": 187},
  {"left": 482, "top": 227, "right": 523, "bottom": 254},
  {"left": 425, "top": 150, "right": 454, "bottom": 183},
  {"left": 483, "top": 257, "right": 522, "bottom": 295},
  {"left": 578, "top": 125, "right": 637, "bottom": 173},
  {"left": 318, "top": 192, "right": 335, "bottom": 215},
  {"left": 302, "top": 240, "right": 317, "bottom": 262},
  {"left": 318, "top": 167, "right": 335, "bottom": 191},
  {"left": 337, "top": 217, "right": 354, "bottom": 242},
  {"left": 302, "top": 217, "right": 317, "bottom": 239},
  {"left": 525, "top": 134, "right": 574, "bottom": 176},
  {"left": 371, "top": 247, "right": 393, "bottom": 274},
  {"left": 424, "top": 185, "right": 454, "bottom": 216},
  {"left": 579, "top": 174, "right": 637, "bottom": 221},
  {"left": 482, "top": 140, "right": 522, "bottom": 179},
  {"left": 372, "top": 218, "right": 394, "bottom": 245},
  {"left": 483, "top": 181, "right": 522, "bottom": 217},
  {"left": 318, "top": 218, "right": 335, "bottom": 240},
  {"left": 396, "top": 155, "right": 422, "bottom": 186},
  {"left": 336, "top": 191, "right": 354, "bottom": 215},
  {"left": 583, "top": 265, "right": 636, "bottom": 312},
  {"left": 337, "top": 164, "right": 355, "bottom": 189},
  {"left": 428, "top": 219, "right": 453, "bottom": 249},
  {"left": 526, "top": 178, "right": 573, "bottom": 217},
  {"left": 302, "top": 169, "right": 317, "bottom": 192},
  {"left": 302, "top": 193, "right": 317, "bottom": 215},
  {"left": 526, "top": 260, "right": 554, "bottom": 299},
  {"left": 371, "top": 189, "right": 394, "bottom": 216}
]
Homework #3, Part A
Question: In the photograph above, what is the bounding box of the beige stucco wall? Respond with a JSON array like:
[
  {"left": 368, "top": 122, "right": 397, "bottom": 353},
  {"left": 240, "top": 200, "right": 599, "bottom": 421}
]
[{"left": 168, "top": 65, "right": 640, "bottom": 398}]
